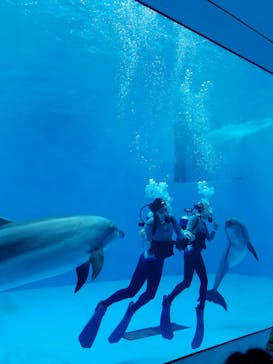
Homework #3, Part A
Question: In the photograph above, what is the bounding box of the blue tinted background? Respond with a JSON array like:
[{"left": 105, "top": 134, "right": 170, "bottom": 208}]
[{"left": 0, "top": 0, "right": 272, "bottom": 287}]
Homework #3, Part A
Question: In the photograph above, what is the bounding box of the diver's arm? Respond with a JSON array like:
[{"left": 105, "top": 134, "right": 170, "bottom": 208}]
[
  {"left": 187, "top": 215, "right": 199, "bottom": 232},
  {"left": 181, "top": 215, "right": 197, "bottom": 243},
  {"left": 141, "top": 219, "right": 154, "bottom": 258},
  {"left": 172, "top": 216, "right": 195, "bottom": 245},
  {"left": 206, "top": 230, "right": 216, "bottom": 241},
  {"left": 144, "top": 219, "right": 153, "bottom": 242},
  {"left": 171, "top": 217, "right": 185, "bottom": 240},
  {"left": 140, "top": 229, "right": 151, "bottom": 254},
  {"left": 206, "top": 222, "right": 218, "bottom": 241},
  {"left": 172, "top": 216, "right": 193, "bottom": 250}
]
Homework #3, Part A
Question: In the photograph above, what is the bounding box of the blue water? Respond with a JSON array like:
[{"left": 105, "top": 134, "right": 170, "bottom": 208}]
[{"left": 0, "top": 1, "right": 273, "bottom": 361}]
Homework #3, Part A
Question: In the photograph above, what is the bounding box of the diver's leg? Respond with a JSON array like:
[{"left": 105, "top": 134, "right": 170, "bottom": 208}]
[
  {"left": 161, "top": 250, "right": 195, "bottom": 339},
  {"left": 108, "top": 259, "right": 164, "bottom": 343},
  {"left": 79, "top": 255, "right": 146, "bottom": 348},
  {"left": 167, "top": 250, "right": 195, "bottom": 303},
  {"left": 131, "top": 258, "right": 164, "bottom": 311},
  {"left": 195, "top": 254, "right": 208, "bottom": 310},
  {"left": 191, "top": 252, "right": 208, "bottom": 349},
  {"left": 102, "top": 255, "right": 147, "bottom": 308},
  {"left": 191, "top": 254, "right": 207, "bottom": 349}
]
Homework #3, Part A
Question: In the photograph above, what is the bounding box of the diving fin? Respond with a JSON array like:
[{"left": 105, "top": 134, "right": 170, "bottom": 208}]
[
  {"left": 206, "top": 289, "right": 227, "bottom": 311},
  {"left": 78, "top": 303, "right": 107, "bottom": 348},
  {"left": 108, "top": 302, "right": 135, "bottom": 344},
  {"left": 160, "top": 295, "right": 174, "bottom": 340},
  {"left": 191, "top": 306, "right": 204, "bottom": 349}
]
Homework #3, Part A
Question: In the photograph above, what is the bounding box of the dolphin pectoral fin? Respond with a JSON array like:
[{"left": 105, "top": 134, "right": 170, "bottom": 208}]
[
  {"left": 247, "top": 241, "right": 259, "bottom": 260},
  {"left": 90, "top": 248, "right": 104, "bottom": 280},
  {"left": 74, "top": 261, "right": 90, "bottom": 293},
  {"left": 206, "top": 289, "right": 228, "bottom": 311}
]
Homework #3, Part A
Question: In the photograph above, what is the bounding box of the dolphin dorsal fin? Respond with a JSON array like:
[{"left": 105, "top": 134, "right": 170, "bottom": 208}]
[
  {"left": 90, "top": 248, "right": 104, "bottom": 280},
  {"left": 0, "top": 216, "right": 14, "bottom": 227}
]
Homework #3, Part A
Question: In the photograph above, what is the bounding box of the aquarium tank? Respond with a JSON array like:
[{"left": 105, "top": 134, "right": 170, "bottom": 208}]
[{"left": 0, "top": 1, "right": 272, "bottom": 363}]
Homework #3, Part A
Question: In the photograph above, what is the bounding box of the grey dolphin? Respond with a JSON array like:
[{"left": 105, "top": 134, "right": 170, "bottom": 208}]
[
  {"left": 0, "top": 215, "right": 124, "bottom": 292},
  {"left": 206, "top": 217, "right": 258, "bottom": 310},
  {"left": 207, "top": 118, "right": 273, "bottom": 144}
]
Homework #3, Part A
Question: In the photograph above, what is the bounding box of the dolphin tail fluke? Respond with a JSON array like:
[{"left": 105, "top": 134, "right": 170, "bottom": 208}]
[
  {"left": 247, "top": 241, "right": 259, "bottom": 260},
  {"left": 90, "top": 248, "right": 104, "bottom": 280},
  {"left": 74, "top": 261, "right": 90, "bottom": 293},
  {"left": 206, "top": 289, "right": 228, "bottom": 311}
]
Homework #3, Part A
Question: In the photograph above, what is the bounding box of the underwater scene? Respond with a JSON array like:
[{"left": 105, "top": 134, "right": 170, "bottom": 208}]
[{"left": 0, "top": 1, "right": 273, "bottom": 363}]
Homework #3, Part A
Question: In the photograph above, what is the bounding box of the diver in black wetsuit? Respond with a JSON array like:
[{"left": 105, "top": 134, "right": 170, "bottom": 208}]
[
  {"left": 79, "top": 198, "right": 189, "bottom": 348},
  {"left": 160, "top": 201, "right": 218, "bottom": 340}
]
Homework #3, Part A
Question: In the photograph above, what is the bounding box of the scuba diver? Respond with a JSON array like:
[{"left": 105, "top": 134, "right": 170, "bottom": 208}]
[
  {"left": 79, "top": 198, "right": 190, "bottom": 348},
  {"left": 160, "top": 200, "right": 218, "bottom": 347}
]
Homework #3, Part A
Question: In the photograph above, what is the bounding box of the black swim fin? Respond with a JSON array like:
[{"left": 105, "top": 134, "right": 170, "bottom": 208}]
[
  {"left": 78, "top": 303, "right": 106, "bottom": 348},
  {"left": 160, "top": 295, "right": 174, "bottom": 340},
  {"left": 191, "top": 306, "right": 204, "bottom": 349},
  {"left": 206, "top": 289, "right": 227, "bottom": 311},
  {"left": 108, "top": 302, "right": 135, "bottom": 343}
]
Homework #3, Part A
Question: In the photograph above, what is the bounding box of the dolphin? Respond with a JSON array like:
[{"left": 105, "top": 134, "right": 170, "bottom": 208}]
[
  {"left": 207, "top": 118, "right": 273, "bottom": 144},
  {"left": 0, "top": 215, "right": 124, "bottom": 293},
  {"left": 206, "top": 217, "right": 258, "bottom": 310}
]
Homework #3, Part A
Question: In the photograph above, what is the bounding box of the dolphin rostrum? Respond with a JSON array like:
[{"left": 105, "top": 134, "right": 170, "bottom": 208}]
[
  {"left": 206, "top": 217, "right": 258, "bottom": 310},
  {"left": 0, "top": 215, "right": 124, "bottom": 293}
]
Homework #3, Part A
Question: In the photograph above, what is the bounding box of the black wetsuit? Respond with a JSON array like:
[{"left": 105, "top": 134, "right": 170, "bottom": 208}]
[
  {"left": 166, "top": 215, "right": 215, "bottom": 309},
  {"left": 101, "top": 216, "right": 183, "bottom": 312}
]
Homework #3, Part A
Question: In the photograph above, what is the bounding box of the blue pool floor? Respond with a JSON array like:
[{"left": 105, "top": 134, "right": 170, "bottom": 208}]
[{"left": 1, "top": 273, "right": 272, "bottom": 363}]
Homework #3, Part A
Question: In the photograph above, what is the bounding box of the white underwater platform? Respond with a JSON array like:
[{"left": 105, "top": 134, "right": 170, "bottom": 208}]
[{"left": 0, "top": 273, "right": 272, "bottom": 364}]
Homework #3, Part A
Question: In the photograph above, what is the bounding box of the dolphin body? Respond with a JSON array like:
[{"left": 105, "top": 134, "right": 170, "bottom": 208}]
[
  {"left": 0, "top": 215, "right": 124, "bottom": 292},
  {"left": 206, "top": 217, "right": 258, "bottom": 310},
  {"left": 207, "top": 118, "right": 273, "bottom": 144}
]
